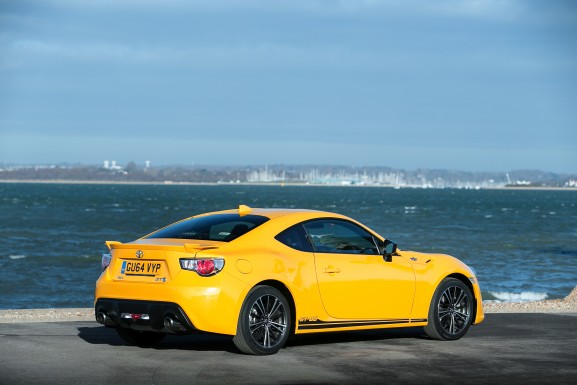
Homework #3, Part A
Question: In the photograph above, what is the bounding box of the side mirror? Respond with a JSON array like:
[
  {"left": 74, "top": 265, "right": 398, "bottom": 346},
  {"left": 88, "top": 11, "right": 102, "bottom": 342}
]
[{"left": 383, "top": 239, "right": 397, "bottom": 262}]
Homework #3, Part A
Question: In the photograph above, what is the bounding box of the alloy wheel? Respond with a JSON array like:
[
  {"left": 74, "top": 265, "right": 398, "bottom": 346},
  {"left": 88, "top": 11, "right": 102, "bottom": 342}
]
[
  {"left": 437, "top": 285, "right": 471, "bottom": 335},
  {"left": 248, "top": 294, "right": 288, "bottom": 349}
]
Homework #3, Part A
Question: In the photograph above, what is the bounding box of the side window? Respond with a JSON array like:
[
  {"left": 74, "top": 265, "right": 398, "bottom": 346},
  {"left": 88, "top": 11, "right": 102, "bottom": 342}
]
[
  {"left": 275, "top": 224, "right": 314, "bottom": 252},
  {"left": 303, "top": 219, "right": 381, "bottom": 255}
]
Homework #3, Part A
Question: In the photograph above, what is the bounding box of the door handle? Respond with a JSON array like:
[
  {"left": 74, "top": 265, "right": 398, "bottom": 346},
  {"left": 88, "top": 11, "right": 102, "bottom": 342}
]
[{"left": 322, "top": 266, "right": 341, "bottom": 274}]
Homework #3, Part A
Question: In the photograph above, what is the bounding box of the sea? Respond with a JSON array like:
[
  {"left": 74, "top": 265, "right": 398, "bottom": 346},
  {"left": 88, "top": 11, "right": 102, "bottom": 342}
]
[{"left": 1, "top": 182, "right": 576, "bottom": 310}]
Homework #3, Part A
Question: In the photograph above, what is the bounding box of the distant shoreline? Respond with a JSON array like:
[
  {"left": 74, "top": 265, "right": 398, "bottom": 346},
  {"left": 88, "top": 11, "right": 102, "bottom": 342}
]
[{"left": 1, "top": 179, "right": 576, "bottom": 191}]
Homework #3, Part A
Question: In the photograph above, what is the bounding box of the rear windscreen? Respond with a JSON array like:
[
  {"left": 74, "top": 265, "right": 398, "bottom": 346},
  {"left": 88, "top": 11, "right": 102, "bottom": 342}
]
[{"left": 146, "top": 214, "right": 269, "bottom": 242}]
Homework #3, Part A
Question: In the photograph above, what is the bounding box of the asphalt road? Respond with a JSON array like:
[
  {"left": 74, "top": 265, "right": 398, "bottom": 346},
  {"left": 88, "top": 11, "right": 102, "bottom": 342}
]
[{"left": 0, "top": 313, "right": 576, "bottom": 385}]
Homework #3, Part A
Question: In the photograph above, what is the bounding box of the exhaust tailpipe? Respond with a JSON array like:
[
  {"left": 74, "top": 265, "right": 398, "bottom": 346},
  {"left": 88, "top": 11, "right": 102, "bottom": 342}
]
[
  {"left": 164, "top": 316, "right": 186, "bottom": 332},
  {"left": 96, "top": 311, "right": 114, "bottom": 326}
]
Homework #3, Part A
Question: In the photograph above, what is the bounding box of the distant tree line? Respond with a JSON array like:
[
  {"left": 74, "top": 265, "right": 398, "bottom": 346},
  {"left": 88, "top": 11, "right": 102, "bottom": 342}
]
[
  {"left": 0, "top": 163, "right": 574, "bottom": 187},
  {"left": 0, "top": 164, "right": 247, "bottom": 183}
]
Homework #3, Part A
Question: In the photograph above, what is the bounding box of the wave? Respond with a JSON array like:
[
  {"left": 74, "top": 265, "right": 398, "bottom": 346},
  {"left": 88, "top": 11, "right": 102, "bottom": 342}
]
[
  {"left": 487, "top": 291, "right": 549, "bottom": 302},
  {"left": 8, "top": 255, "right": 27, "bottom": 260},
  {"left": 404, "top": 206, "right": 417, "bottom": 214}
]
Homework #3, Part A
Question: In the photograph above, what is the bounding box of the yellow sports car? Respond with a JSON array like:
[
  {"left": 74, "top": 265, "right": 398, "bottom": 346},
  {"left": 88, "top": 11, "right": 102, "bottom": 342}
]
[{"left": 95, "top": 205, "right": 484, "bottom": 355}]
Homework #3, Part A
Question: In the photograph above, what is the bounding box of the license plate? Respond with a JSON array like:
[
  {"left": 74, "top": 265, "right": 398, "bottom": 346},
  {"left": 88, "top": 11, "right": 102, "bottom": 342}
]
[{"left": 116, "top": 260, "right": 167, "bottom": 282}]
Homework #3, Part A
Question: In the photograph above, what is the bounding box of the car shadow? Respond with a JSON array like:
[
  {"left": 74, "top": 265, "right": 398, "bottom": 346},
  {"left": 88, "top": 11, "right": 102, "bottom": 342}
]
[
  {"left": 78, "top": 324, "right": 426, "bottom": 354},
  {"left": 287, "top": 327, "right": 426, "bottom": 348},
  {"left": 77, "top": 325, "right": 238, "bottom": 353}
]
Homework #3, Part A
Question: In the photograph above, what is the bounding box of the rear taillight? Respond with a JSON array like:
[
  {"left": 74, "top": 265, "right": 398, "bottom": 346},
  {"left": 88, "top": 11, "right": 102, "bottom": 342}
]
[
  {"left": 180, "top": 258, "right": 225, "bottom": 276},
  {"left": 101, "top": 253, "right": 112, "bottom": 271}
]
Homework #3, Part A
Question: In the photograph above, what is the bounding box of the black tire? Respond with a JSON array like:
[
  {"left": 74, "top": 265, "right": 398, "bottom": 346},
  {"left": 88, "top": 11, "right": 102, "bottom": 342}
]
[
  {"left": 233, "top": 285, "right": 291, "bottom": 355},
  {"left": 116, "top": 327, "right": 166, "bottom": 347},
  {"left": 424, "top": 278, "right": 474, "bottom": 341}
]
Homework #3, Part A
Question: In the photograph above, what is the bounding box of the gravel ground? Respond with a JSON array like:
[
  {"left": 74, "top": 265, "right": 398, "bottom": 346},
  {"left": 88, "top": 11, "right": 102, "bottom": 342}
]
[
  {"left": 0, "top": 308, "right": 94, "bottom": 323},
  {"left": 483, "top": 285, "right": 577, "bottom": 313},
  {"left": 1, "top": 286, "right": 576, "bottom": 323}
]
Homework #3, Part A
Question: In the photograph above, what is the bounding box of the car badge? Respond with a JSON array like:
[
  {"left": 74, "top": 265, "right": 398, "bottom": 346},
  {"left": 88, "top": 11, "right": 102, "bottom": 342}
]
[{"left": 136, "top": 250, "right": 144, "bottom": 259}]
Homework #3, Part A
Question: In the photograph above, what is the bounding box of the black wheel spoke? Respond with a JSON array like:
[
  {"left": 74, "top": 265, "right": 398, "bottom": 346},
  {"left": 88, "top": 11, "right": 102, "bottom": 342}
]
[
  {"left": 454, "top": 311, "right": 469, "bottom": 322},
  {"left": 250, "top": 321, "right": 266, "bottom": 333},
  {"left": 454, "top": 290, "right": 465, "bottom": 306},
  {"left": 269, "top": 321, "right": 285, "bottom": 334},
  {"left": 263, "top": 326, "right": 271, "bottom": 347},
  {"left": 254, "top": 297, "right": 267, "bottom": 316},
  {"left": 268, "top": 298, "right": 282, "bottom": 318}
]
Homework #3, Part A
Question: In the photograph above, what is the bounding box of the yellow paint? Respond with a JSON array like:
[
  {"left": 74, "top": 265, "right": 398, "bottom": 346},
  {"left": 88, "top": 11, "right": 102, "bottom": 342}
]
[
  {"left": 95, "top": 207, "right": 484, "bottom": 337},
  {"left": 235, "top": 259, "right": 253, "bottom": 274}
]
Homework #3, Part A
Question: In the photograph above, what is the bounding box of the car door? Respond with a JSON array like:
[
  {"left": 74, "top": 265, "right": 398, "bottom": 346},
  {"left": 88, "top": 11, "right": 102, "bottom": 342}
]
[{"left": 304, "top": 219, "right": 416, "bottom": 320}]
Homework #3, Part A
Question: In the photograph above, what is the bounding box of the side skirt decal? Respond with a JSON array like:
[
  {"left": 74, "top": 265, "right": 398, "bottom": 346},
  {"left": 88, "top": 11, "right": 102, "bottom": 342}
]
[{"left": 298, "top": 318, "right": 428, "bottom": 330}]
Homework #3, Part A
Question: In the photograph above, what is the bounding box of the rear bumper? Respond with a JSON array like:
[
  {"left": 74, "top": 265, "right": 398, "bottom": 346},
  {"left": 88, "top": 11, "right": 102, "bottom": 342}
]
[
  {"left": 95, "top": 298, "right": 196, "bottom": 334},
  {"left": 95, "top": 267, "right": 250, "bottom": 335}
]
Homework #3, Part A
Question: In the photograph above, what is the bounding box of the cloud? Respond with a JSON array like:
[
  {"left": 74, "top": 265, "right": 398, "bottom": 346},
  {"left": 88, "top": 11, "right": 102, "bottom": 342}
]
[
  {"left": 2, "top": 0, "right": 575, "bottom": 174},
  {"left": 4, "top": 38, "right": 383, "bottom": 72},
  {"left": 15, "top": 0, "right": 526, "bottom": 19},
  {"left": 9, "top": 39, "right": 160, "bottom": 62},
  {"left": 11, "top": 0, "right": 577, "bottom": 25},
  {"left": 430, "top": 0, "right": 524, "bottom": 19},
  {"left": 6, "top": 35, "right": 570, "bottom": 76}
]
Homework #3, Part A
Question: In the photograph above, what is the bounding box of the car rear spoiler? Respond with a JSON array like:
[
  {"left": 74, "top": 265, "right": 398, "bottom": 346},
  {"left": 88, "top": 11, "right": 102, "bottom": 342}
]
[{"left": 105, "top": 241, "right": 219, "bottom": 253}]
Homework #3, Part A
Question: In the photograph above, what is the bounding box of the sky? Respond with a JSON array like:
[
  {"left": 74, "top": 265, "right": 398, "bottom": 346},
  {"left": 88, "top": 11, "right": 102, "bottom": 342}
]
[{"left": 1, "top": 0, "right": 576, "bottom": 173}]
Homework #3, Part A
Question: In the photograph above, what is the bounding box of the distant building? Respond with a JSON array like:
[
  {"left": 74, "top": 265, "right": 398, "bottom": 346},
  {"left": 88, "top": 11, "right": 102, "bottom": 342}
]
[{"left": 103, "top": 160, "right": 122, "bottom": 171}]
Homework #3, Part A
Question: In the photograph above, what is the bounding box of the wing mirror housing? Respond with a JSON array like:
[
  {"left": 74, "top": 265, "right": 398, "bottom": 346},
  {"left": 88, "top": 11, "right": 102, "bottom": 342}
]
[{"left": 383, "top": 239, "right": 398, "bottom": 262}]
